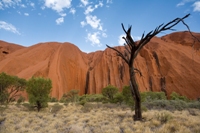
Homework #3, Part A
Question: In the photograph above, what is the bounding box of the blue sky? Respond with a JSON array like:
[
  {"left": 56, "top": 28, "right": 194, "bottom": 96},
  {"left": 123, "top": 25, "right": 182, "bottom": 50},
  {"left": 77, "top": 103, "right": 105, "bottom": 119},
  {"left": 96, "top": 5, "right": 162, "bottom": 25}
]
[{"left": 0, "top": 0, "right": 200, "bottom": 53}]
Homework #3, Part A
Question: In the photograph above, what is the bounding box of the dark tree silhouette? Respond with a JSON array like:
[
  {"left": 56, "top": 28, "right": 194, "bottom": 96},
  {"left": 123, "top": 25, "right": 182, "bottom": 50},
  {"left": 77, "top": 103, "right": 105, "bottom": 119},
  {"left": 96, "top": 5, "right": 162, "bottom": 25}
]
[{"left": 106, "top": 13, "right": 194, "bottom": 121}]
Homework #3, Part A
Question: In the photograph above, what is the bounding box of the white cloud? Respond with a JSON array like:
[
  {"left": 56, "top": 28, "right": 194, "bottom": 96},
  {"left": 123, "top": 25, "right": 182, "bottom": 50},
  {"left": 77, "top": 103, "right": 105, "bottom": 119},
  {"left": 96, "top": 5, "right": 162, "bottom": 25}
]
[
  {"left": 17, "top": 11, "right": 21, "bottom": 14},
  {"left": 21, "top": 4, "right": 26, "bottom": 8},
  {"left": 30, "top": 2, "right": 35, "bottom": 7},
  {"left": 193, "top": 1, "right": 200, "bottom": 11},
  {"left": 44, "top": 0, "right": 72, "bottom": 13},
  {"left": 95, "top": 1, "right": 103, "bottom": 8},
  {"left": 84, "top": 5, "right": 95, "bottom": 14},
  {"left": 0, "top": 21, "right": 20, "bottom": 35},
  {"left": 87, "top": 32, "right": 102, "bottom": 46},
  {"left": 81, "top": 1, "right": 105, "bottom": 47},
  {"left": 84, "top": 1, "right": 103, "bottom": 14},
  {"left": 102, "top": 32, "right": 107, "bottom": 38},
  {"left": 0, "top": 0, "right": 21, "bottom": 9},
  {"left": 24, "top": 13, "right": 29, "bottom": 16},
  {"left": 59, "top": 13, "right": 66, "bottom": 17},
  {"left": 70, "top": 8, "right": 76, "bottom": 14},
  {"left": 56, "top": 17, "right": 64, "bottom": 25},
  {"left": 176, "top": 0, "right": 195, "bottom": 7},
  {"left": 80, "top": 0, "right": 89, "bottom": 7},
  {"left": 107, "top": 0, "right": 112, "bottom": 4},
  {"left": 85, "top": 15, "right": 102, "bottom": 29},
  {"left": 118, "top": 34, "right": 125, "bottom": 46},
  {"left": 118, "top": 34, "right": 141, "bottom": 45},
  {"left": 98, "top": 25, "right": 103, "bottom": 31},
  {"left": 177, "top": 1, "right": 185, "bottom": 7},
  {"left": 0, "top": 2, "right": 3, "bottom": 9},
  {"left": 41, "top": 6, "right": 45, "bottom": 10},
  {"left": 2, "top": 0, "right": 14, "bottom": 6},
  {"left": 80, "top": 21, "right": 86, "bottom": 27},
  {"left": 133, "top": 36, "right": 141, "bottom": 41}
]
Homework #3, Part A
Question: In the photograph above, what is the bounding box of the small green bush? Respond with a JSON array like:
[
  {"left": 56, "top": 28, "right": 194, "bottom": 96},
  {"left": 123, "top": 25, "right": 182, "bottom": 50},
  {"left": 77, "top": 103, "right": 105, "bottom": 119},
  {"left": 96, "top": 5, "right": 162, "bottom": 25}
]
[
  {"left": 187, "top": 101, "right": 200, "bottom": 109},
  {"left": 49, "top": 97, "right": 58, "bottom": 102},
  {"left": 102, "top": 85, "right": 119, "bottom": 101},
  {"left": 141, "top": 105, "right": 148, "bottom": 112},
  {"left": 112, "top": 93, "right": 124, "bottom": 105},
  {"left": 17, "top": 96, "right": 25, "bottom": 104},
  {"left": 143, "top": 100, "right": 170, "bottom": 110},
  {"left": 79, "top": 99, "right": 87, "bottom": 106},
  {"left": 122, "top": 86, "right": 134, "bottom": 107},
  {"left": 79, "top": 94, "right": 106, "bottom": 103},
  {"left": 22, "top": 103, "right": 35, "bottom": 111},
  {"left": 26, "top": 77, "right": 52, "bottom": 112},
  {"left": 169, "top": 100, "right": 188, "bottom": 110},
  {"left": 81, "top": 102, "right": 101, "bottom": 112},
  {"left": 59, "top": 94, "right": 67, "bottom": 103},
  {"left": 141, "top": 91, "right": 167, "bottom": 102},
  {"left": 50, "top": 103, "right": 63, "bottom": 113},
  {"left": 156, "top": 112, "right": 172, "bottom": 124},
  {"left": 60, "top": 89, "right": 79, "bottom": 103},
  {"left": 170, "top": 92, "right": 189, "bottom": 102}
]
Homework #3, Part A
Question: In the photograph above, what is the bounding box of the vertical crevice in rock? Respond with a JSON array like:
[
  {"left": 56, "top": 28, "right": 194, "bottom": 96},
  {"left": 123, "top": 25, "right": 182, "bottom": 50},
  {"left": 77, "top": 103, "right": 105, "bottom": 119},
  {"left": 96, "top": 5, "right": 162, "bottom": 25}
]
[
  {"left": 108, "top": 68, "right": 110, "bottom": 84},
  {"left": 160, "top": 77, "right": 167, "bottom": 96},
  {"left": 119, "top": 64, "right": 124, "bottom": 81},
  {"left": 93, "top": 75, "right": 96, "bottom": 94},
  {"left": 152, "top": 51, "right": 160, "bottom": 69},
  {"left": 84, "top": 70, "right": 90, "bottom": 94},
  {"left": 149, "top": 76, "right": 153, "bottom": 91}
]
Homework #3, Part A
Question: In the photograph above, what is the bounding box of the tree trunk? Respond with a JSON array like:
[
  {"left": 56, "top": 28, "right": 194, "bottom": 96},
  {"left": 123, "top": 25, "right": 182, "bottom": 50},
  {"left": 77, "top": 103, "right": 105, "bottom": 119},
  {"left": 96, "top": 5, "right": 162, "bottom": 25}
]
[
  {"left": 36, "top": 101, "right": 41, "bottom": 112},
  {"left": 129, "top": 67, "right": 142, "bottom": 121}
]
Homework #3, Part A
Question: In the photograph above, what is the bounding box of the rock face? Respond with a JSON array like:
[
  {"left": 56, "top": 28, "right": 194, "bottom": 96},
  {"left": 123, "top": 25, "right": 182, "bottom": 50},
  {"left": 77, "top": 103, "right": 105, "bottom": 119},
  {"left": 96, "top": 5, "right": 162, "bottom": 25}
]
[{"left": 0, "top": 31, "right": 200, "bottom": 99}]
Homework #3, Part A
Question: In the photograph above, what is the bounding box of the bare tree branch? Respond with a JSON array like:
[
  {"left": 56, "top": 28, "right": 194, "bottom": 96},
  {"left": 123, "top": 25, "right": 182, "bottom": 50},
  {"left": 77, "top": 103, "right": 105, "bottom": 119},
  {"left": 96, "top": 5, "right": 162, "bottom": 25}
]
[
  {"left": 134, "top": 68, "right": 142, "bottom": 77},
  {"left": 106, "top": 45, "right": 129, "bottom": 64},
  {"left": 124, "top": 50, "right": 130, "bottom": 61},
  {"left": 122, "top": 24, "right": 136, "bottom": 47},
  {"left": 123, "top": 37, "right": 133, "bottom": 50},
  {"left": 181, "top": 19, "right": 200, "bottom": 43},
  {"left": 124, "top": 43, "right": 131, "bottom": 54}
]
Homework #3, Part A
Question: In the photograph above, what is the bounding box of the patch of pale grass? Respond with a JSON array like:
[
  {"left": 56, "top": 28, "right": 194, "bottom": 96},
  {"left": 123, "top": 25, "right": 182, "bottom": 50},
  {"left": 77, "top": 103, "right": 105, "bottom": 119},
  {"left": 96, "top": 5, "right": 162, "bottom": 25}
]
[{"left": 0, "top": 102, "right": 200, "bottom": 133}]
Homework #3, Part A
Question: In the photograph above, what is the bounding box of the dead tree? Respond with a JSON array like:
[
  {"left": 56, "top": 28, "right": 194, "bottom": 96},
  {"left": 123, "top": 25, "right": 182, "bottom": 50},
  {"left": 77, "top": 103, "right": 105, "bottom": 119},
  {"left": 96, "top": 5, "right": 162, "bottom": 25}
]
[{"left": 106, "top": 14, "right": 191, "bottom": 121}]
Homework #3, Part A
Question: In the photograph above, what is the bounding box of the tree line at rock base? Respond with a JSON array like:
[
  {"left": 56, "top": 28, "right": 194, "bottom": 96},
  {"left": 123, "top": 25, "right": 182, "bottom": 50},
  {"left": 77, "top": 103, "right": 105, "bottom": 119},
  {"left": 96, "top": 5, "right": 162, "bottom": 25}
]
[{"left": 1, "top": 72, "right": 200, "bottom": 113}]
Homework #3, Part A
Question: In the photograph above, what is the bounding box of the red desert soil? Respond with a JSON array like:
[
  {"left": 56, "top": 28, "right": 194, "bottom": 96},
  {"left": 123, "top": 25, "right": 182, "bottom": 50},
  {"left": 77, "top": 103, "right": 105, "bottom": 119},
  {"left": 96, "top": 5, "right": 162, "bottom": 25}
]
[{"left": 0, "top": 31, "right": 200, "bottom": 99}]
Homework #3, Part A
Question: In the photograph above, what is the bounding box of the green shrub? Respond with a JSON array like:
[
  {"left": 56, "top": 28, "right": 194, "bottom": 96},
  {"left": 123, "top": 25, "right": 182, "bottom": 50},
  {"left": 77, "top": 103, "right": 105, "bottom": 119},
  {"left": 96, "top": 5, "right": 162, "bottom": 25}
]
[
  {"left": 79, "top": 99, "right": 87, "bottom": 106},
  {"left": 26, "top": 77, "right": 52, "bottom": 112},
  {"left": 17, "top": 96, "right": 25, "bottom": 104},
  {"left": 143, "top": 100, "right": 170, "bottom": 110},
  {"left": 141, "top": 105, "right": 148, "bottom": 112},
  {"left": 81, "top": 102, "right": 102, "bottom": 112},
  {"left": 0, "top": 72, "right": 26, "bottom": 104},
  {"left": 156, "top": 112, "right": 172, "bottom": 124},
  {"left": 22, "top": 103, "right": 35, "bottom": 111},
  {"left": 187, "top": 101, "right": 200, "bottom": 109},
  {"left": 122, "top": 86, "right": 134, "bottom": 105},
  {"left": 141, "top": 91, "right": 167, "bottom": 102},
  {"left": 59, "top": 93, "right": 67, "bottom": 103},
  {"left": 102, "top": 85, "right": 118, "bottom": 101},
  {"left": 112, "top": 93, "right": 124, "bottom": 105},
  {"left": 79, "top": 94, "right": 106, "bottom": 102},
  {"left": 60, "top": 89, "right": 79, "bottom": 103},
  {"left": 170, "top": 92, "right": 189, "bottom": 102},
  {"left": 169, "top": 100, "right": 188, "bottom": 110},
  {"left": 49, "top": 97, "right": 58, "bottom": 102},
  {"left": 50, "top": 103, "right": 63, "bottom": 113}
]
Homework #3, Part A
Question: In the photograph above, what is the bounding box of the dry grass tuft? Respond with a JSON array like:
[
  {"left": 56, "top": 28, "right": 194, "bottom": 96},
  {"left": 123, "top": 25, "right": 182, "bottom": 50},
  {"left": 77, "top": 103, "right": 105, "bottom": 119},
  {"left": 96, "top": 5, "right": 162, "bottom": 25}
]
[{"left": 0, "top": 102, "right": 200, "bottom": 133}]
